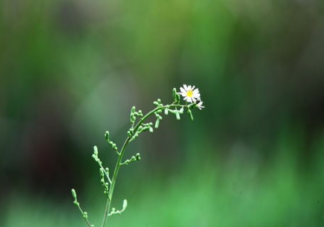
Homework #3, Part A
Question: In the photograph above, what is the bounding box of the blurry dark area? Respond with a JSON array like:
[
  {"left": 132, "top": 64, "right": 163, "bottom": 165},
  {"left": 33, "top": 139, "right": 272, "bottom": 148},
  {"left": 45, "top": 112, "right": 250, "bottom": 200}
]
[{"left": 1, "top": 0, "right": 324, "bottom": 226}]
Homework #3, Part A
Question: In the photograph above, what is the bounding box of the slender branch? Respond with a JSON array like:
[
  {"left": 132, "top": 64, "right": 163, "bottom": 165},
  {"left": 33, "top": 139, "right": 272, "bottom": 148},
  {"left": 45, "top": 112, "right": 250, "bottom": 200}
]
[
  {"left": 76, "top": 205, "right": 93, "bottom": 227},
  {"left": 72, "top": 189, "right": 94, "bottom": 227},
  {"left": 100, "top": 104, "right": 186, "bottom": 227}
]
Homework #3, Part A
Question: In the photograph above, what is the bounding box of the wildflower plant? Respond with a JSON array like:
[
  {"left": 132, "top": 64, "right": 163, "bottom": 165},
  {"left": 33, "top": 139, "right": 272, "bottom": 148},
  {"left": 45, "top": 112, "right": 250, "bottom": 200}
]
[{"left": 71, "top": 85, "right": 204, "bottom": 227}]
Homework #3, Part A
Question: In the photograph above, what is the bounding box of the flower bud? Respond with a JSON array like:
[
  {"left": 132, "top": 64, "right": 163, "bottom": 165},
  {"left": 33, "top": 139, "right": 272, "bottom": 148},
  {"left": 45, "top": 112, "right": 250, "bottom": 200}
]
[
  {"left": 93, "top": 146, "right": 98, "bottom": 155},
  {"left": 71, "top": 189, "right": 77, "bottom": 199},
  {"left": 135, "top": 153, "right": 141, "bottom": 161},
  {"left": 131, "top": 106, "right": 136, "bottom": 114},
  {"left": 155, "top": 119, "right": 160, "bottom": 128}
]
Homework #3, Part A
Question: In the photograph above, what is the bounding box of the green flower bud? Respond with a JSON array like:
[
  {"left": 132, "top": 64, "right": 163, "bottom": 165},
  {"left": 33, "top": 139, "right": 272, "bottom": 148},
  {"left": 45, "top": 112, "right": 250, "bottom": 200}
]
[
  {"left": 155, "top": 119, "right": 160, "bottom": 128},
  {"left": 104, "top": 131, "right": 109, "bottom": 141},
  {"left": 131, "top": 106, "right": 136, "bottom": 114},
  {"left": 93, "top": 146, "right": 98, "bottom": 155},
  {"left": 123, "top": 199, "right": 128, "bottom": 210},
  {"left": 100, "top": 168, "right": 104, "bottom": 177},
  {"left": 135, "top": 153, "right": 141, "bottom": 161},
  {"left": 71, "top": 189, "right": 77, "bottom": 199}
]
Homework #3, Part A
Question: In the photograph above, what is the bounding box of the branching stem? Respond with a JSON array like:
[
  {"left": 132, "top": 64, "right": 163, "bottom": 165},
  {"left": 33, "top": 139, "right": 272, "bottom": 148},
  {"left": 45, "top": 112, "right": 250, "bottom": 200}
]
[{"left": 100, "top": 104, "right": 186, "bottom": 227}]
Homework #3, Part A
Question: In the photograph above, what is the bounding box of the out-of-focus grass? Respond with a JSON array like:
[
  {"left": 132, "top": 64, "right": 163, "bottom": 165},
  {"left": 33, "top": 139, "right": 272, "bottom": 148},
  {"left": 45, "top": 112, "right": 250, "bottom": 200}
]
[{"left": 4, "top": 132, "right": 324, "bottom": 227}]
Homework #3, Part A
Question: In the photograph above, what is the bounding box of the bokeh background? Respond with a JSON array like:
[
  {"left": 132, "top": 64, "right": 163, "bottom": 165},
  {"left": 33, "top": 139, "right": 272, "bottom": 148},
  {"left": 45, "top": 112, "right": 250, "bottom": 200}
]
[{"left": 1, "top": 0, "right": 324, "bottom": 226}]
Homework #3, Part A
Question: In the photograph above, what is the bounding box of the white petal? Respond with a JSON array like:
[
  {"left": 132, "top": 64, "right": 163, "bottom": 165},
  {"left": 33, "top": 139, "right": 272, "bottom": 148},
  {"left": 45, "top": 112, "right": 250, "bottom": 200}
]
[
  {"left": 197, "top": 101, "right": 204, "bottom": 110},
  {"left": 193, "top": 88, "right": 200, "bottom": 95},
  {"left": 180, "top": 87, "right": 186, "bottom": 93},
  {"left": 193, "top": 93, "right": 200, "bottom": 99},
  {"left": 187, "top": 97, "right": 193, "bottom": 103}
]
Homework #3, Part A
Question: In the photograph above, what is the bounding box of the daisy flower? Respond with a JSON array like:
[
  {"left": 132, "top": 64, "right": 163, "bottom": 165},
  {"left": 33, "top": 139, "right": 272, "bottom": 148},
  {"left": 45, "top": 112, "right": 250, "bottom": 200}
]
[{"left": 179, "top": 84, "right": 201, "bottom": 103}]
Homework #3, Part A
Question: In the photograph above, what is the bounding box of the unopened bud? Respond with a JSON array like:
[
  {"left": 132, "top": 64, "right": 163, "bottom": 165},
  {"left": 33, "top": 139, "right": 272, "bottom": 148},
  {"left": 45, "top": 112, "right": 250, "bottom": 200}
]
[
  {"left": 135, "top": 153, "right": 141, "bottom": 161},
  {"left": 93, "top": 146, "right": 98, "bottom": 155},
  {"left": 71, "top": 189, "right": 77, "bottom": 199},
  {"left": 104, "top": 131, "right": 109, "bottom": 141},
  {"left": 131, "top": 106, "right": 136, "bottom": 114}
]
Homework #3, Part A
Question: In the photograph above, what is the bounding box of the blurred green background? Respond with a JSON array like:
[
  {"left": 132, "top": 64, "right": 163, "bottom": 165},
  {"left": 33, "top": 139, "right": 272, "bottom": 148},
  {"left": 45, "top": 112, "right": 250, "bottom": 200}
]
[{"left": 1, "top": 0, "right": 324, "bottom": 226}]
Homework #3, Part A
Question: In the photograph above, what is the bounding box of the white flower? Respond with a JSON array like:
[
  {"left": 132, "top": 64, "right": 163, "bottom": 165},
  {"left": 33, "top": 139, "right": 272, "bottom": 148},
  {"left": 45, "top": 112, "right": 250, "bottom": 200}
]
[
  {"left": 179, "top": 84, "right": 201, "bottom": 103},
  {"left": 196, "top": 101, "right": 204, "bottom": 110}
]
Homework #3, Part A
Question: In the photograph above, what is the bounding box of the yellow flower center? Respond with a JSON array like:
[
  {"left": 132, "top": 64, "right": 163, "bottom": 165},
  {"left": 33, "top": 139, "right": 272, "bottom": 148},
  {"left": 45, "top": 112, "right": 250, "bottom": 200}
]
[{"left": 186, "top": 90, "right": 193, "bottom": 97}]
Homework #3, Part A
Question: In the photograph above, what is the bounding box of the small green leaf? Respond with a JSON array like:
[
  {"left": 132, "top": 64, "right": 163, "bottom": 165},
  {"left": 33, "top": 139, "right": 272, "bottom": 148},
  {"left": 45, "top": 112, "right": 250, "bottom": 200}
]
[
  {"left": 175, "top": 111, "right": 180, "bottom": 120},
  {"left": 188, "top": 109, "right": 194, "bottom": 121},
  {"left": 172, "top": 88, "right": 178, "bottom": 103}
]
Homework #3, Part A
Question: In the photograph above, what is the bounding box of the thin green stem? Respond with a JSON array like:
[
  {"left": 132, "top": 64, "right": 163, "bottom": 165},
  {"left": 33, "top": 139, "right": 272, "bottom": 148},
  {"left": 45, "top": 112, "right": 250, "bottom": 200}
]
[
  {"left": 100, "top": 104, "right": 186, "bottom": 227},
  {"left": 75, "top": 202, "right": 93, "bottom": 227}
]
